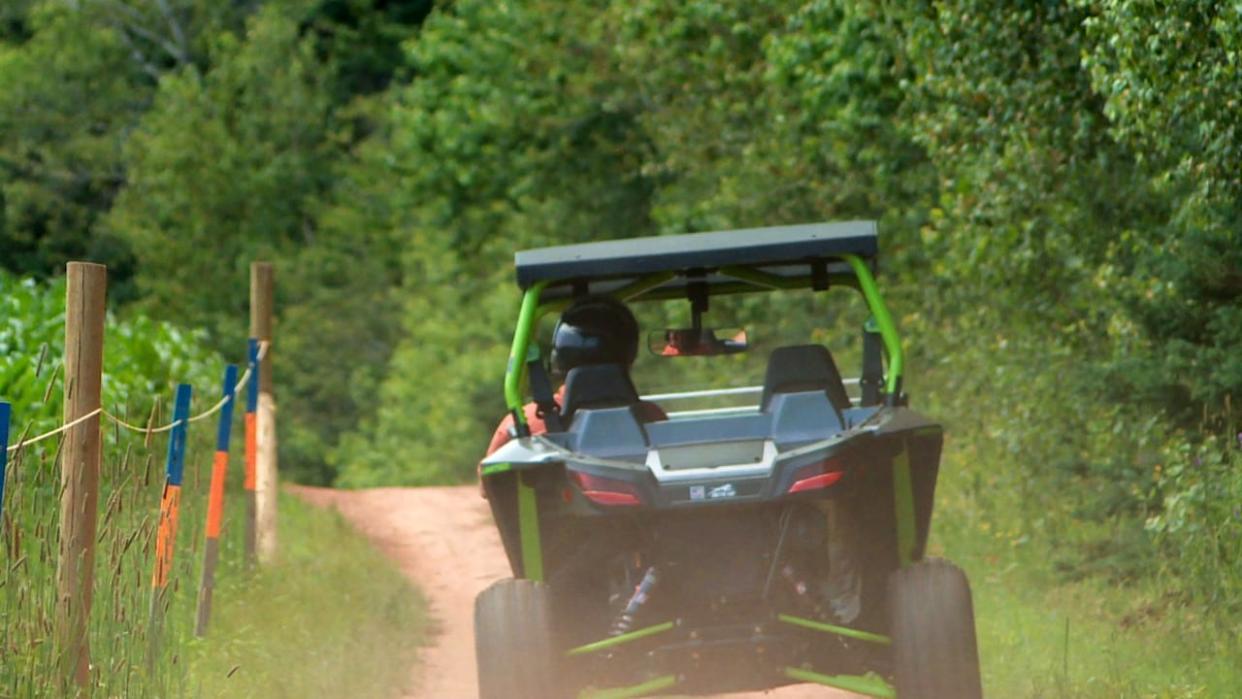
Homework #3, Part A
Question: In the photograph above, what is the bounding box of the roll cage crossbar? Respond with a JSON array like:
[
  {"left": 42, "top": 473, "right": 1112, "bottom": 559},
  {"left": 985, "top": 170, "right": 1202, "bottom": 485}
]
[{"left": 503, "top": 254, "right": 905, "bottom": 434}]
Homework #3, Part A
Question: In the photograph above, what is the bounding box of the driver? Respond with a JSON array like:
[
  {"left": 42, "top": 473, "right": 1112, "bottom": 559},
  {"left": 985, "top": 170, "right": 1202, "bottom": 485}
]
[
  {"left": 484, "top": 295, "right": 665, "bottom": 459},
  {"left": 660, "top": 329, "right": 695, "bottom": 356}
]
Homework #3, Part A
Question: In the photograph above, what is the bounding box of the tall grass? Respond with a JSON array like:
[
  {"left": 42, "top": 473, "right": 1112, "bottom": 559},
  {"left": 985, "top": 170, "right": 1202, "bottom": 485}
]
[
  {"left": 1, "top": 421, "right": 220, "bottom": 695},
  {"left": 1, "top": 272, "right": 238, "bottom": 695}
]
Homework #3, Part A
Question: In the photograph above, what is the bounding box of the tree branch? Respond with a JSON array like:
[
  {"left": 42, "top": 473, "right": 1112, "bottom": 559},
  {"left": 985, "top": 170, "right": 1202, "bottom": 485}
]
[
  {"left": 93, "top": 0, "right": 190, "bottom": 67},
  {"left": 152, "top": 0, "right": 190, "bottom": 64}
]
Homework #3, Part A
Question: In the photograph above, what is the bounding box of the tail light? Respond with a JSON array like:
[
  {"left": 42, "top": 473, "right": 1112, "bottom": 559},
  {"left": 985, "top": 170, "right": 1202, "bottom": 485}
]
[
  {"left": 569, "top": 471, "right": 643, "bottom": 506},
  {"left": 787, "top": 457, "right": 846, "bottom": 494}
]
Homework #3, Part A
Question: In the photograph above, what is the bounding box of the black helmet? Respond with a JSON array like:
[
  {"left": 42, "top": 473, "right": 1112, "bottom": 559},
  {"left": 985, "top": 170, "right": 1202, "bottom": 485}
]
[{"left": 551, "top": 296, "right": 640, "bottom": 375}]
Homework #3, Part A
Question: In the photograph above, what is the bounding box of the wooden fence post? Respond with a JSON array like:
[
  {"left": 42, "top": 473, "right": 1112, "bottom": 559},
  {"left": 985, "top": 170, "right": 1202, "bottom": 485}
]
[
  {"left": 56, "top": 261, "right": 106, "bottom": 689},
  {"left": 196, "top": 364, "right": 237, "bottom": 636},
  {"left": 250, "top": 262, "right": 278, "bottom": 564}
]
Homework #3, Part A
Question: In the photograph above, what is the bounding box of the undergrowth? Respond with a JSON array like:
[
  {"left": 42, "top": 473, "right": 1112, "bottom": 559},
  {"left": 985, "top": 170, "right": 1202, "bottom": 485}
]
[{"left": 913, "top": 311, "right": 1242, "bottom": 697}]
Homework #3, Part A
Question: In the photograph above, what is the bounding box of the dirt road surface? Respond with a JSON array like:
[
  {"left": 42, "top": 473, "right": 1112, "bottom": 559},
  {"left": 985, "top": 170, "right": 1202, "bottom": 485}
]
[{"left": 293, "top": 485, "right": 856, "bottom": 699}]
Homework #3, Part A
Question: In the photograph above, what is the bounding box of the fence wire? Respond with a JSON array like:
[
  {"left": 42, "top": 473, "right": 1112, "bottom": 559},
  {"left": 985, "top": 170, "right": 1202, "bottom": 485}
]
[{"left": 5, "top": 342, "right": 268, "bottom": 453}]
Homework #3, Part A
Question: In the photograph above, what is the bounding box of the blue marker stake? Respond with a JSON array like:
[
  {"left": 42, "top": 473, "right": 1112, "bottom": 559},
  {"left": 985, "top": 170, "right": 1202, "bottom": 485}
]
[
  {"left": 197, "top": 365, "right": 238, "bottom": 636},
  {"left": 165, "top": 384, "right": 191, "bottom": 487},
  {"left": 0, "top": 402, "right": 10, "bottom": 521},
  {"left": 152, "top": 384, "right": 191, "bottom": 590},
  {"left": 244, "top": 339, "right": 259, "bottom": 565},
  {"left": 148, "top": 383, "right": 192, "bottom": 668}
]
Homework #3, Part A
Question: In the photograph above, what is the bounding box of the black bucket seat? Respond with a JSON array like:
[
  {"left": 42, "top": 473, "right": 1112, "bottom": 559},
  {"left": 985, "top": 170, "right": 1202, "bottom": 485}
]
[
  {"left": 560, "top": 363, "right": 642, "bottom": 425},
  {"left": 760, "top": 344, "right": 852, "bottom": 415}
]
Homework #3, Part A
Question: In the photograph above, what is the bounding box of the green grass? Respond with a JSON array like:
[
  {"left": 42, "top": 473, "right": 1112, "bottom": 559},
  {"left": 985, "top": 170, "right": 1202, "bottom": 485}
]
[
  {"left": 933, "top": 450, "right": 1242, "bottom": 698},
  {"left": 185, "top": 492, "right": 425, "bottom": 698}
]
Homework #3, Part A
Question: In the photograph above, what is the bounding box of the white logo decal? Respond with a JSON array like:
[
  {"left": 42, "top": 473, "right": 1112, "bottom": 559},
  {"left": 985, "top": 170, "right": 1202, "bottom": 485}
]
[{"left": 709, "top": 483, "right": 737, "bottom": 499}]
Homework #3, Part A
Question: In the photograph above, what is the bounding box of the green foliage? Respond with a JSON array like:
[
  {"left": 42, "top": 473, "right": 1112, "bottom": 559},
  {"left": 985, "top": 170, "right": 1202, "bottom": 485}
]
[
  {"left": 109, "top": 6, "right": 335, "bottom": 337},
  {"left": 0, "top": 0, "right": 35, "bottom": 43},
  {"left": 0, "top": 271, "right": 222, "bottom": 434},
  {"left": 0, "top": 4, "right": 141, "bottom": 294},
  {"left": 102, "top": 1, "right": 421, "bottom": 482},
  {"left": 1, "top": 0, "right": 428, "bottom": 483},
  {"left": 1079, "top": 2, "right": 1242, "bottom": 410},
  {"left": 1082, "top": 1, "right": 1242, "bottom": 196},
  {"left": 303, "top": 0, "right": 431, "bottom": 98},
  {"left": 0, "top": 0, "right": 281, "bottom": 295},
  {"left": 334, "top": 0, "right": 666, "bottom": 484}
]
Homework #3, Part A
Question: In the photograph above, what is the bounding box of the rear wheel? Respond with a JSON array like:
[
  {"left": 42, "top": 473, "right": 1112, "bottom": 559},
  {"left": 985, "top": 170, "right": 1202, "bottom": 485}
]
[
  {"left": 474, "top": 578, "right": 564, "bottom": 699},
  {"left": 888, "top": 558, "right": 983, "bottom": 699}
]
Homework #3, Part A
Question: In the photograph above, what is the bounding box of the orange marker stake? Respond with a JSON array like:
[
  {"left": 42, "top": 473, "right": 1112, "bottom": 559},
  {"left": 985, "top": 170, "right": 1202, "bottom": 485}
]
[
  {"left": 244, "top": 339, "right": 258, "bottom": 567},
  {"left": 149, "top": 384, "right": 191, "bottom": 591},
  {"left": 197, "top": 364, "right": 238, "bottom": 636},
  {"left": 151, "top": 484, "right": 182, "bottom": 589},
  {"left": 244, "top": 413, "right": 257, "bottom": 491},
  {"left": 206, "top": 450, "right": 229, "bottom": 539},
  {"left": 148, "top": 383, "right": 191, "bottom": 668}
]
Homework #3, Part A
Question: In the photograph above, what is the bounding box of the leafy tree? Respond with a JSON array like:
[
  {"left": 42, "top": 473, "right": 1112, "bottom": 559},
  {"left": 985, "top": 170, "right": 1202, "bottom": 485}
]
[
  {"left": 0, "top": 1, "right": 35, "bottom": 43},
  {"left": 303, "top": 0, "right": 432, "bottom": 100},
  {"left": 108, "top": 5, "right": 336, "bottom": 335},
  {"left": 335, "top": 0, "right": 664, "bottom": 484},
  {"left": 0, "top": 0, "right": 269, "bottom": 293},
  {"left": 0, "top": 5, "right": 143, "bottom": 293},
  {"left": 1081, "top": 1, "right": 1242, "bottom": 410},
  {"left": 106, "top": 4, "right": 388, "bottom": 481}
]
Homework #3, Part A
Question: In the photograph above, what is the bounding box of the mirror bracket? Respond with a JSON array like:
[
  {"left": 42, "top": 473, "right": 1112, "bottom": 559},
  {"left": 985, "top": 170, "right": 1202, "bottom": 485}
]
[
  {"left": 688, "top": 280, "right": 709, "bottom": 331},
  {"left": 811, "top": 260, "right": 830, "bottom": 291}
]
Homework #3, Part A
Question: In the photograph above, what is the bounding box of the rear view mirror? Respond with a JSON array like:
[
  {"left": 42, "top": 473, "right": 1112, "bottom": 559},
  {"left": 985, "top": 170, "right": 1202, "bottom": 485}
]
[{"left": 648, "top": 328, "right": 749, "bottom": 357}]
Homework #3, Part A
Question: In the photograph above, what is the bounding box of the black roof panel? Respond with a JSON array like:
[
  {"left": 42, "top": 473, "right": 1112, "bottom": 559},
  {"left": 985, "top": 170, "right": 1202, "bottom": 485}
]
[{"left": 514, "top": 221, "right": 877, "bottom": 290}]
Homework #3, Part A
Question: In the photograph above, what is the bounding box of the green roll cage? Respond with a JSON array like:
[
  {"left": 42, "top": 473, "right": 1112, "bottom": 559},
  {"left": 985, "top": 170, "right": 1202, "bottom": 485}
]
[
  {"left": 502, "top": 254, "right": 904, "bottom": 432},
  {"left": 496, "top": 253, "right": 914, "bottom": 699}
]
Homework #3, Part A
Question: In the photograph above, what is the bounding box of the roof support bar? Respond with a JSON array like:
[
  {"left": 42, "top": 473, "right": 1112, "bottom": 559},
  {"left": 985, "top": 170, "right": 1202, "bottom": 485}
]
[
  {"left": 506, "top": 258, "right": 903, "bottom": 416},
  {"left": 842, "top": 255, "right": 903, "bottom": 397},
  {"left": 505, "top": 281, "right": 549, "bottom": 431}
]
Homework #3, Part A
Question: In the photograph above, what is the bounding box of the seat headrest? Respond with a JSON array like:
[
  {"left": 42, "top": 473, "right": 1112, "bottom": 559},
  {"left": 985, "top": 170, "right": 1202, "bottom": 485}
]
[
  {"left": 561, "top": 363, "right": 640, "bottom": 423},
  {"left": 760, "top": 344, "right": 851, "bottom": 413}
]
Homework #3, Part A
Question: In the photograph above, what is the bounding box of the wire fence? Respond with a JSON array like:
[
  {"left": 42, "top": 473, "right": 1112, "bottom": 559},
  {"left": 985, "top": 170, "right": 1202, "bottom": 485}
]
[
  {"left": 0, "top": 261, "right": 277, "bottom": 694},
  {"left": 4, "top": 342, "right": 268, "bottom": 453}
]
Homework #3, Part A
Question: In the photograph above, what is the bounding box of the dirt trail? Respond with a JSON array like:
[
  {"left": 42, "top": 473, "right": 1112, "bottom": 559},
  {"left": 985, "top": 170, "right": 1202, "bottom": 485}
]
[{"left": 293, "top": 485, "right": 853, "bottom": 699}]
